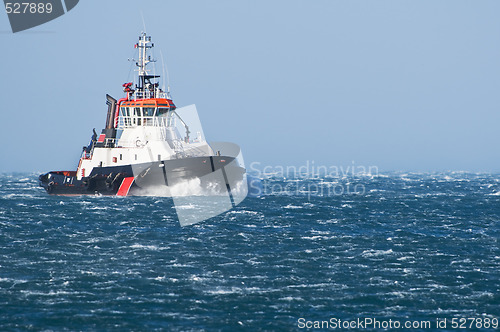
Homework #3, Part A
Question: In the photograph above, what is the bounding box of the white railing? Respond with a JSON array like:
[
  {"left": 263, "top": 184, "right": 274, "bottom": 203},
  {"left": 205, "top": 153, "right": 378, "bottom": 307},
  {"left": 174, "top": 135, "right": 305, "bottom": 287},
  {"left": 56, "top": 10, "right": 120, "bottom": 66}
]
[
  {"left": 131, "top": 89, "right": 169, "bottom": 100},
  {"left": 118, "top": 116, "right": 169, "bottom": 128}
]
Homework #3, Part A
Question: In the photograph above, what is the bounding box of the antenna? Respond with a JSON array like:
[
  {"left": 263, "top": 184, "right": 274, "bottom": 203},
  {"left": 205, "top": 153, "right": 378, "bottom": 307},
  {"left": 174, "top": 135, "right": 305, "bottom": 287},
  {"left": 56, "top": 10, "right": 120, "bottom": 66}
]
[
  {"left": 140, "top": 11, "right": 147, "bottom": 33},
  {"left": 161, "top": 50, "right": 171, "bottom": 96}
]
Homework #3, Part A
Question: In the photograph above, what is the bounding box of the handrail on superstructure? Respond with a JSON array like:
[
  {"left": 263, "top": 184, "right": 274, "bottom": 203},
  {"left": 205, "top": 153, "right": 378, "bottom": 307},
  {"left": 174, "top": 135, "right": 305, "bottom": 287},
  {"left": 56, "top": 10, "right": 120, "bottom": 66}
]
[
  {"left": 131, "top": 89, "right": 170, "bottom": 101},
  {"left": 117, "top": 115, "right": 169, "bottom": 128}
]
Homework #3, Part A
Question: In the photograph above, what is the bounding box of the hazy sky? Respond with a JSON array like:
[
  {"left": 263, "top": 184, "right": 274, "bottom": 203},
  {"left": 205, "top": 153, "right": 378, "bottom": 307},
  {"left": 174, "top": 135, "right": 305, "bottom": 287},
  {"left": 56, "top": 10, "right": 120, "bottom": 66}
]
[{"left": 1, "top": 0, "right": 499, "bottom": 173}]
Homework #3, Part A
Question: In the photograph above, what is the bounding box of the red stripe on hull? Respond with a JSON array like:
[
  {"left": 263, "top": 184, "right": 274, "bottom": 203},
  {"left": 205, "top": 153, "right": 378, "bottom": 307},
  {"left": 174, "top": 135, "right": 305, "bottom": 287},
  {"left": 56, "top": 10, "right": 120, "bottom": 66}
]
[{"left": 117, "top": 177, "right": 134, "bottom": 196}]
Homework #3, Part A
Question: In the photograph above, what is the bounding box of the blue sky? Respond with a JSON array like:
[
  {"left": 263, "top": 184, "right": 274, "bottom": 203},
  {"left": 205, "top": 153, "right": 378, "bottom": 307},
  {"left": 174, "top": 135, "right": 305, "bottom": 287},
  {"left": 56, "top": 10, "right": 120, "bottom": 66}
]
[{"left": 1, "top": 0, "right": 499, "bottom": 173}]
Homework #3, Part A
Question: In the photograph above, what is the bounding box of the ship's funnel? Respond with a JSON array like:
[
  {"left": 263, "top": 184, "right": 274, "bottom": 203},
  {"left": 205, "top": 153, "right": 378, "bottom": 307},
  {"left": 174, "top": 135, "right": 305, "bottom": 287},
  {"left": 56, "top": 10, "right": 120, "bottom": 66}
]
[{"left": 105, "top": 94, "right": 117, "bottom": 129}]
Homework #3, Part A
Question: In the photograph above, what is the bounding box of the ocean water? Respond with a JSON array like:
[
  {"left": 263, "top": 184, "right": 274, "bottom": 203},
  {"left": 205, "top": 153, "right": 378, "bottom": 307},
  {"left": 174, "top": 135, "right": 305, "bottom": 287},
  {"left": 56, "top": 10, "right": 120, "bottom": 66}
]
[{"left": 0, "top": 172, "right": 498, "bottom": 331}]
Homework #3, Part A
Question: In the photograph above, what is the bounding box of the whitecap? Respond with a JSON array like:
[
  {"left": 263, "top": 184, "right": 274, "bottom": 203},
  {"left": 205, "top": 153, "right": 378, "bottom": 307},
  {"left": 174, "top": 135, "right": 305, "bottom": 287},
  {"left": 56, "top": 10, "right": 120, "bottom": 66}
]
[
  {"left": 130, "top": 244, "right": 161, "bottom": 251},
  {"left": 205, "top": 288, "right": 241, "bottom": 295},
  {"left": 301, "top": 236, "right": 322, "bottom": 240},
  {"left": 279, "top": 296, "right": 302, "bottom": 301},
  {"left": 175, "top": 203, "right": 196, "bottom": 209},
  {"left": 362, "top": 249, "right": 394, "bottom": 258}
]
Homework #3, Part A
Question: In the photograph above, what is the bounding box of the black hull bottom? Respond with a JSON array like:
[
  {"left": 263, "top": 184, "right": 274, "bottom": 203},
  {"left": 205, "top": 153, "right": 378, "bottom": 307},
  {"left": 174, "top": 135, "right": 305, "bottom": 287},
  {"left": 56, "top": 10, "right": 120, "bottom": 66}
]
[{"left": 39, "top": 156, "right": 245, "bottom": 196}]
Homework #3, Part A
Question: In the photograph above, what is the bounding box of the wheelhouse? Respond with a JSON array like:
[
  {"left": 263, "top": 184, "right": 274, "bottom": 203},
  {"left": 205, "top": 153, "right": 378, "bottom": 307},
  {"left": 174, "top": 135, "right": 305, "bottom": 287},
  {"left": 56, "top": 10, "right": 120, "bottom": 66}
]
[{"left": 118, "top": 98, "right": 177, "bottom": 128}]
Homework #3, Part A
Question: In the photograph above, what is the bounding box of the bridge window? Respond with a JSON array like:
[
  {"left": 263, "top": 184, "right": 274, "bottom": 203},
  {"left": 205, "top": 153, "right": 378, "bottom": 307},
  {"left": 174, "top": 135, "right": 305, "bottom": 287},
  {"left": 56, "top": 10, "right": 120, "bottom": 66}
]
[
  {"left": 120, "top": 107, "right": 132, "bottom": 116},
  {"left": 158, "top": 108, "right": 169, "bottom": 116},
  {"left": 143, "top": 107, "right": 155, "bottom": 116}
]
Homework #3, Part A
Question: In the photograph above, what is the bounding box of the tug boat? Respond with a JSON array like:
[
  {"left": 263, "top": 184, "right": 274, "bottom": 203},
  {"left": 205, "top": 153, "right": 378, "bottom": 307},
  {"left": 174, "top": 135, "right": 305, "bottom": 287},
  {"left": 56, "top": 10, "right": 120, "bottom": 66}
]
[{"left": 39, "top": 33, "right": 246, "bottom": 200}]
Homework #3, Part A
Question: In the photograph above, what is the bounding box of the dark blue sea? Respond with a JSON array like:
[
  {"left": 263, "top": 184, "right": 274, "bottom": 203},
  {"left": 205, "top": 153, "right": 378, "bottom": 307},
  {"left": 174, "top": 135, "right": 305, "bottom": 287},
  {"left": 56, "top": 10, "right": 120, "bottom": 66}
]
[{"left": 0, "top": 172, "right": 499, "bottom": 331}]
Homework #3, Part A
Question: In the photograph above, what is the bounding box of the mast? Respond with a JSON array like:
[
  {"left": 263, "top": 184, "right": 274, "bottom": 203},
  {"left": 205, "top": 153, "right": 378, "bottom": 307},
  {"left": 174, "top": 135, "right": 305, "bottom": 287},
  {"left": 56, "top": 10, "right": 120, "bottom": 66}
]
[{"left": 134, "top": 33, "right": 160, "bottom": 99}]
